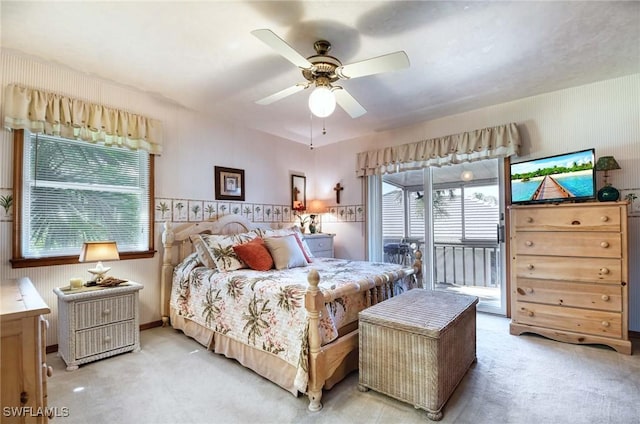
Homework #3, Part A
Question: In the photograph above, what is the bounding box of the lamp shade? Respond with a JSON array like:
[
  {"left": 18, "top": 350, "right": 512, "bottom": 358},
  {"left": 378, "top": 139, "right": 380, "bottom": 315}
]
[
  {"left": 308, "top": 86, "right": 336, "bottom": 118},
  {"left": 307, "top": 199, "right": 326, "bottom": 214},
  {"left": 79, "top": 241, "right": 120, "bottom": 263},
  {"left": 595, "top": 156, "right": 621, "bottom": 171}
]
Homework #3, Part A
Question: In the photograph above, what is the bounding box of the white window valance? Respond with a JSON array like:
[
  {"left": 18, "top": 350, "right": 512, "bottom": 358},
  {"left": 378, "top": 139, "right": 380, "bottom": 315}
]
[
  {"left": 356, "top": 122, "right": 520, "bottom": 176},
  {"left": 3, "top": 84, "right": 163, "bottom": 154}
]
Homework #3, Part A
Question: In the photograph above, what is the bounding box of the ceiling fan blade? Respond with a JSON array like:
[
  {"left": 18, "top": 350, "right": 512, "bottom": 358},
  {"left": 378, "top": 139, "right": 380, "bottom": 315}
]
[
  {"left": 251, "top": 29, "right": 313, "bottom": 70},
  {"left": 256, "top": 84, "right": 307, "bottom": 105},
  {"left": 334, "top": 88, "right": 367, "bottom": 118},
  {"left": 336, "top": 51, "right": 410, "bottom": 79}
]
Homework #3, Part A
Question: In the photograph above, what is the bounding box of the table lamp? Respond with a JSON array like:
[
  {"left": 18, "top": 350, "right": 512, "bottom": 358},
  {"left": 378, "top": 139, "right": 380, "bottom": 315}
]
[
  {"left": 307, "top": 200, "right": 326, "bottom": 234},
  {"left": 79, "top": 241, "right": 120, "bottom": 285},
  {"left": 595, "top": 156, "right": 621, "bottom": 202}
]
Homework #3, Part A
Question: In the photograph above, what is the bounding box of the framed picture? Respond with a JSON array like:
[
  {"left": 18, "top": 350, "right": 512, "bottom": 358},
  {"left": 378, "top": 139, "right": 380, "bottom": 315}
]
[
  {"left": 620, "top": 188, "right": 640, "bottom": 216},
  {"left": 215, "top": 166, "right": 245, "bottom": 201}
]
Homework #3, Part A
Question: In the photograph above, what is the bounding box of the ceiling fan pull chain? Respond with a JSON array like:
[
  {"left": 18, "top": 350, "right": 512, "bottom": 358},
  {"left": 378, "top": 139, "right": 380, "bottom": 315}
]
[
  {"left": 309, "top": 112, "right": 314, "bottom": 150},
  {"left": 322, "top": 119, "right": 327, "bottom": 135}
]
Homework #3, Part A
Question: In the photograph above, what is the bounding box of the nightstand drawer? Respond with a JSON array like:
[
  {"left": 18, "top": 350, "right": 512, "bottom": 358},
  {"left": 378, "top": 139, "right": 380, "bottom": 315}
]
[
  {"left": 305, "top": 237, "right": 330, "bottom": 252},
  {"left": 75, "top": 294, "right": 136, "bottom": 330},
  {"left": 75, "top": 320, "right": 136, "bottom": 359}
]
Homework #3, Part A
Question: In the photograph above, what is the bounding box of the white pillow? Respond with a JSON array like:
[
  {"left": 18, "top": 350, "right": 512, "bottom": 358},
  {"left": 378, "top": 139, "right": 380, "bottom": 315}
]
[
  {"left": 262, "top": 226, "right": 314, "bottom": 262},
  {"left": 263, "top": 235, "right": 308, "bottom": 270}
]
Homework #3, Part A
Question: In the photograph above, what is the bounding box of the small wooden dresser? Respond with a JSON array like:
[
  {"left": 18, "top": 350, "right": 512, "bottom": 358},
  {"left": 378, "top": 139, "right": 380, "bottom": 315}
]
[
  {"left": 1, "top": 278, "right": 51, "bottom": 423},
  {"left": 509, "top": 201, "right": 631, "bottom": 354}
]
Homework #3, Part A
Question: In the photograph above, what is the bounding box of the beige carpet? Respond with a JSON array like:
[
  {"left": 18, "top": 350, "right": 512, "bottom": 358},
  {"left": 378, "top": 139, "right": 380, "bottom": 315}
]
[{"left": 46, "top": 313, "right": 640, "bottom": 424}]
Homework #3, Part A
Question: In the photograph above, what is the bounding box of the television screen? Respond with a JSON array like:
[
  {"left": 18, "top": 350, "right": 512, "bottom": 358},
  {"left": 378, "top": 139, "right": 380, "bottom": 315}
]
[{"left": 510, "top": 149, "right": 596, "bottom": 205}]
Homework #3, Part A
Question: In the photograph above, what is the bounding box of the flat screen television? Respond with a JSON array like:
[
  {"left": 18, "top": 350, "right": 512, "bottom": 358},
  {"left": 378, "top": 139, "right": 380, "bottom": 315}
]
[{"left": 510, "top": 148, "right": 596, "bottom": 205}]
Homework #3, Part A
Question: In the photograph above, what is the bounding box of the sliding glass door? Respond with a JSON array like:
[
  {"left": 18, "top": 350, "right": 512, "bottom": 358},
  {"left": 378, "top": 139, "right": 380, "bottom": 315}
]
[{"left": 381, "top": 159, "right": 506, "bottom": 314}]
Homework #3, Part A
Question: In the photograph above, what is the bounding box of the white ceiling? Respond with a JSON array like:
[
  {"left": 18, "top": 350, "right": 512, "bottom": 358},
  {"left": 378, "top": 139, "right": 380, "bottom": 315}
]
[{"left": 2, "top": 1, "right": 639, "bottom": 148}]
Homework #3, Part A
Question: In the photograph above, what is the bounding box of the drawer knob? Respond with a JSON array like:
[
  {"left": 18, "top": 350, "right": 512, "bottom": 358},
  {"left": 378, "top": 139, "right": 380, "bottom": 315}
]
[
  {"left": 527, "top": 311, "right": 534, "bottom": 317},
  {"left": 47, "top": 365, "right": 53, "bottom": 377},
  {"left": 526, "top": 287, "right": 533, "bottom": 294},
  {"left": 601, "top": 321, "right": 610, "bottom": 327},
  {"left": 600, "top": 267, "right": 610, "bottom": 275},
  {"left": 525, "top": 240, "right": 533, "bottom": 247},
  {"left": 527, "top": 264, "right": 535, "bottom": 270},
  {"left": 601, "top": 294, "right": 610, "bottom": 301},
  {"left": 104, "top": 336, "right": 112, "bottom": 343},
  {"left": 526, "top": 217, "right": 534, "bottom": 223},
  {"left": 600, "top": 241, "right": 610, "bottom": 248},
  {"left": 601, "top": 215, "right": 609, "bottom": 222},
  {"left": 102, "top": 309, "right": 111, "bottom": 315}
]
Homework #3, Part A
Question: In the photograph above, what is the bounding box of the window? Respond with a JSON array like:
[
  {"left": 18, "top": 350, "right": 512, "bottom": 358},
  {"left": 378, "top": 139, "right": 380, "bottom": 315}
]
[{"left": 11, "top": 130, "right": 154, "bottom": 267}]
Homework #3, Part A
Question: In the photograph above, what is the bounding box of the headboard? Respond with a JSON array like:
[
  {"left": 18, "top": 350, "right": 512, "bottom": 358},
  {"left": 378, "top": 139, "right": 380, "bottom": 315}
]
[{"left": 160, "top": 214, "right": 269, "bottom": 324}]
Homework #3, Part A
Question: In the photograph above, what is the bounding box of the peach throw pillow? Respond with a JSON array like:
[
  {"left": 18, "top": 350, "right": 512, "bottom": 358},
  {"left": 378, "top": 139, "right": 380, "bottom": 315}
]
[{"left": 232, "top": 237, "right": 274, "bottom": 271}]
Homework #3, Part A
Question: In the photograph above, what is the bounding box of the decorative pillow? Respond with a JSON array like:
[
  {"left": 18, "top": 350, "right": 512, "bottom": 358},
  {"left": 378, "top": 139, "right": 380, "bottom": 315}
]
[
  {"left": 190, "top": 234, "right": 217, "bottom": 269},
  {"left": 263, "top": 235, "right": 308, "bottom": 270},
  {"left": 200, "top": 230, "right": 261, "bottom": 272},
  {"left": 262, "top": 226, "right": 314, "bottom": 262},
  {"left": 232, "top": 238, "right": 274, "bottom": 271}
]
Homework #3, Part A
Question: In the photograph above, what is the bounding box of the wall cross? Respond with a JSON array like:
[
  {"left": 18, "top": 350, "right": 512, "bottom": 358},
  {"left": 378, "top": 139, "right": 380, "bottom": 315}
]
[{"left": 334, "top": 183, "right": 344, "bottom": 204}]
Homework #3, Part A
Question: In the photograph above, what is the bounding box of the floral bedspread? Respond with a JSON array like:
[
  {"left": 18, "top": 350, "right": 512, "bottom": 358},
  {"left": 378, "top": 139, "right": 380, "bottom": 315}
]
[{"left": 170, "top": 254, "right": 415, "bottom": 393}]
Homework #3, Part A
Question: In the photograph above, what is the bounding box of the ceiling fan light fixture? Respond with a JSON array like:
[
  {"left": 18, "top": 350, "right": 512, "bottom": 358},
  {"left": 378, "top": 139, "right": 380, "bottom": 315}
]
[{"left": 308, "top": 85, "right": 336, "bottom": 118}]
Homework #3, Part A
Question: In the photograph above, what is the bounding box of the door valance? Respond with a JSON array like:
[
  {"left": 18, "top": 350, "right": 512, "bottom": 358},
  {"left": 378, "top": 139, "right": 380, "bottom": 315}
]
[{"left": 356, "top": 122, "right": 520, "bottom": 176}]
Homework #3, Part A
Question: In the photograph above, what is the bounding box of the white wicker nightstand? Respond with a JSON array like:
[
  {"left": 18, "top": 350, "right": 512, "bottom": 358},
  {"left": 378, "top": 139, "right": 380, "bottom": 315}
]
[
  {"left": 53, "top": 281, "right": 143, "bottom": 371},
  {"left": 302, "top": 233, "right": 335, "bottom": 258}
]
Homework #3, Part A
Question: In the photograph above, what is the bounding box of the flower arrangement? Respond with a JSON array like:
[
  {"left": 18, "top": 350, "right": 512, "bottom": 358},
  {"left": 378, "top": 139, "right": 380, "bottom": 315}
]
[{"left": 292, "top": 204, "right": 310, "bottom": 232}]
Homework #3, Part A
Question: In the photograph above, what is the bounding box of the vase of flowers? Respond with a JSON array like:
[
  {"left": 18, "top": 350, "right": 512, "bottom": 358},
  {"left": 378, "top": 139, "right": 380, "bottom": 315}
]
[{"left": 292, "top": 204, "right": 309, "bottom": 233}]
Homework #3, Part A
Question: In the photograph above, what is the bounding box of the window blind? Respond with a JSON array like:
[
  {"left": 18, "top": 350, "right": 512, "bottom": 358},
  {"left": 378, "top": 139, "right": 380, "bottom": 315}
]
[{"left": 22, "top": 133, "right": 150, "bottom": 258}]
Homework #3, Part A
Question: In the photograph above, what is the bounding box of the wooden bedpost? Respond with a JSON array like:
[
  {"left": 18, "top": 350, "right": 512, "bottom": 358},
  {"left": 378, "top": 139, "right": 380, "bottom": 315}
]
[
  {"left": 305, "top": 268, "right": 324, "bottom": 412},
  {"left": 161, "top": 221, "right": 175, "bottom": 327}
]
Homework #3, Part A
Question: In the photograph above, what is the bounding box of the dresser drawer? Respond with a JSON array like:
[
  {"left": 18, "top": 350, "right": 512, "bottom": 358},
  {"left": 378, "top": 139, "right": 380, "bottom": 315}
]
[
  {"left": 513, "top": 205, "right": 621, "bottom": 232},
  {"left": 513, "top": 301, "right": 622, "bottom": 338},
  {"left": 75, "top": 320, "right": 136, "bottom": 359},
  {"left": 304, "top": 237, "right": 333, "bottom": 257},
  {"left": 514, "top": 232, "right": 622, "bottom": 258},
  {"left": 513, "top": 278, "right": 622, "bottom": 312},
  {"left": 75, "top": 294, "right": 136, "bottom": 330},
  {"left": 515, "top": 255, "right": 622, "bottom": 283}
]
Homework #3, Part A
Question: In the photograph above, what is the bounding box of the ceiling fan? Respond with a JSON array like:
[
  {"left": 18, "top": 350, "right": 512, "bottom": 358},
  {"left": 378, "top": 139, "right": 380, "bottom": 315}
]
[{"left": 251, "top": 29, "right": 410, "bottom": 118}]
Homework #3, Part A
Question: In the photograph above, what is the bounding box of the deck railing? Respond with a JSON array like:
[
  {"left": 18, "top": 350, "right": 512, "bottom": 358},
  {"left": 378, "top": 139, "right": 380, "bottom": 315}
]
[
  {"left": 383, "top": 238, "right": 499, "bottom": 289},
  {"left": 433, "top": 241, "right": 499, "bottom": 288}
]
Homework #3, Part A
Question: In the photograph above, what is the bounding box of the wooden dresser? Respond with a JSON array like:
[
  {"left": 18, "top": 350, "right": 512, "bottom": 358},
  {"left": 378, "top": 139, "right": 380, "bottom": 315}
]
[
  {"left": 509, "top": 201, "right": 631, "bottom": 354},
  {"left": 1, "top": 278, "right": 51, "bottom": 423}
]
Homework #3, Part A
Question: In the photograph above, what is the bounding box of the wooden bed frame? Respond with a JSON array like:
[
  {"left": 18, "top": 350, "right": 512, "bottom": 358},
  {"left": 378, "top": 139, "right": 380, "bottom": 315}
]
[{"left": 160, "top": 214, "right": 422, "bottom": 411}]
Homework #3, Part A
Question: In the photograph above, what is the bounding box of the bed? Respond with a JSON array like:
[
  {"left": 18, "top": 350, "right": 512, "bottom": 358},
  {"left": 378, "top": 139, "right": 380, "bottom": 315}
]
[{"left": 159, "top": 214, "right": 422, "bottom": 411}]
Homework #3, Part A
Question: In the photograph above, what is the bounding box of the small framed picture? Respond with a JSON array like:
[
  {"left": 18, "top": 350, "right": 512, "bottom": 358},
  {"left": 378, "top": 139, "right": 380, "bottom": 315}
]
[{"left": 215, "top": 166, "right": 245, "bottom": 201}]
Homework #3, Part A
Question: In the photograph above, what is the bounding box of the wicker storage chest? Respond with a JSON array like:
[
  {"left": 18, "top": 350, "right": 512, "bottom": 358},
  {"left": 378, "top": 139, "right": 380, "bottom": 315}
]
[{"left": 358, "top": 289, "right": 478, "bottom": 421}]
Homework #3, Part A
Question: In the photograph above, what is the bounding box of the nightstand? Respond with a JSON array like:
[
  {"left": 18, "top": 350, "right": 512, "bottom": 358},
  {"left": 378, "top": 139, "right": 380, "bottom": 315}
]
[
  {"left": 302, "top": 233, "right": 335, "bottom": 258},
  {"left": 53, "top": 282, "right": 143, "bottom": 370}
]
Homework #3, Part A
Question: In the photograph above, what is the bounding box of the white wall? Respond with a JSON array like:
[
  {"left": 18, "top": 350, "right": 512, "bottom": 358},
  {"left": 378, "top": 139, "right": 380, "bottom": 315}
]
[
  {"left": 0, "top": 51, "right": 314, "bottom": 346},
  {"left": 314, "top": 73, "right": 640, "bottom": 330}
]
